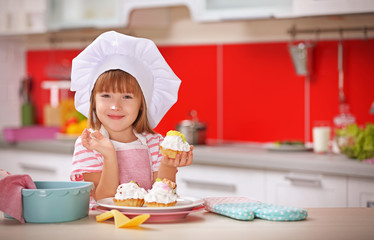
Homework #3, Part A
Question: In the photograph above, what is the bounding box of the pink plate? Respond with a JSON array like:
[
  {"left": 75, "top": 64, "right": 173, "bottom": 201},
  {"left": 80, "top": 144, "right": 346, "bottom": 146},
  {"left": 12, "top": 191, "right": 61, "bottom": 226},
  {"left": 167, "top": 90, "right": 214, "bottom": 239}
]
[
  {"left": 96, "top": 206, "right": 205, "bottom": 223},
  {"left": 97, "top": 196, "right": 204, "bottom": 213}
]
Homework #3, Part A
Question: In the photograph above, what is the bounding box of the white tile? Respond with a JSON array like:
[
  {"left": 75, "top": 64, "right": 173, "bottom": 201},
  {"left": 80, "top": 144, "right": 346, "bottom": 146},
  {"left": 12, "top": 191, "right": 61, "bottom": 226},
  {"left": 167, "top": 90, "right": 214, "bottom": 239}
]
[{"left": 0, "top": 37, "right": 25, "bottom": 129}]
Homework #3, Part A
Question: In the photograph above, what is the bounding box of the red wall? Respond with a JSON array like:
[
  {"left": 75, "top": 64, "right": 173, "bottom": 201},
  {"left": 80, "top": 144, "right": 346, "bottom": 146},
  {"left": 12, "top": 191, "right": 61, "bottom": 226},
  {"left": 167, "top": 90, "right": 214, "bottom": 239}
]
[{"left": 27, "top": 39, "right": 374, "bottom": 143}]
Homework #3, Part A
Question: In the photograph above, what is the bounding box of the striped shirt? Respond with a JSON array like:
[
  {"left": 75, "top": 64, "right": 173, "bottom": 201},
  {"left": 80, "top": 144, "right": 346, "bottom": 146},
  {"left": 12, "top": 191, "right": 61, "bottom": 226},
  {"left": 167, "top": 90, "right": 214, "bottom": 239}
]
[
  {"left": 70, "top": 132, "right": 164, "bottom": 181},
  {"left": 70, "top": 131, "right": 163, "bottom": 210}
]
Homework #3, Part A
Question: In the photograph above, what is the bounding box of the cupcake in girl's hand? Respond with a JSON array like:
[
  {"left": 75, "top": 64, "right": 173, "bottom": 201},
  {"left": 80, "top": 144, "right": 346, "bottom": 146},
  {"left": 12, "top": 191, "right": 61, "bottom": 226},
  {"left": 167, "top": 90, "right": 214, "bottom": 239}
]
[
  {"left": 160, "top": 130, "right": 190, "bottom": 159},
  {"left": 113, "top": 181, "right": 147, "bottom": 207},
  {"left": 144, "top": 178, "right": 178, "bottom": 207}
]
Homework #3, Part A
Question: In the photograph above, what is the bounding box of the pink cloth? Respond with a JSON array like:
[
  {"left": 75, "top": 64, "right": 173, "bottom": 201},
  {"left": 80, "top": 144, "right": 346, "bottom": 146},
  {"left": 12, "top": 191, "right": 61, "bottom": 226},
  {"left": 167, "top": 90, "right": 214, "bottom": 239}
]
[{"left": 0, "top": 174, "right": 36, "bottom": 223}]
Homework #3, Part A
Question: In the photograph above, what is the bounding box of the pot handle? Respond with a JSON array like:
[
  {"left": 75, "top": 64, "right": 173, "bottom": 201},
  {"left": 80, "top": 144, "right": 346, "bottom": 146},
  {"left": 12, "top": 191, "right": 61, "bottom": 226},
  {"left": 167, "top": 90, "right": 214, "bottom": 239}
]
[{"left": 190, "top": 110, "right": 198, "bottom": 121}]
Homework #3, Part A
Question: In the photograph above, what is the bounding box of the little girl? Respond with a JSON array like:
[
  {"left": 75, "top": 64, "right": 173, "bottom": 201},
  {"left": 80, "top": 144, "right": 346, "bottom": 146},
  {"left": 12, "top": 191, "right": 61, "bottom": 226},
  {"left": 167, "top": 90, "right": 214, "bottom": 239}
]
[{"left": 69, "top": 31, "right": 193, "bottom": 206}]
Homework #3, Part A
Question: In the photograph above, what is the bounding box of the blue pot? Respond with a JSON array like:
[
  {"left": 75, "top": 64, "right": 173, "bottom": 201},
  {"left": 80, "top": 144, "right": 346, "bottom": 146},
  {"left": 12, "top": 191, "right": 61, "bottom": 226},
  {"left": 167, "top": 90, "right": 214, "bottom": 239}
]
[{"left": 22, "top": 181, "right": 94, "bottom": 223}]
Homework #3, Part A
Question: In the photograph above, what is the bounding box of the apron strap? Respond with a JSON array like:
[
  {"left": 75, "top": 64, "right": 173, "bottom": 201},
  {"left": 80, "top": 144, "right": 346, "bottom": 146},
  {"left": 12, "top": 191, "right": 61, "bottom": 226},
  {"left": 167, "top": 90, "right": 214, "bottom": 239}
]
[
  {"left": 133, "top": 130, "right": 147, "bottom": 145},
  {"left": 99, "top": 125, "right": 110, "bottom": 138},
  {"left": 133, "top": 130, "right": 154, "bottom": 173}
]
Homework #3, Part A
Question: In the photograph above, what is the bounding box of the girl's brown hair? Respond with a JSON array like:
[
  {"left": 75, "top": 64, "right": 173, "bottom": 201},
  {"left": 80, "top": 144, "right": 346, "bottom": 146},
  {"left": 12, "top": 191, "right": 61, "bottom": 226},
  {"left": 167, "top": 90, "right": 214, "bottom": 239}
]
[{"left": 88, "top": 69, "right": 155, "bottom": 134}]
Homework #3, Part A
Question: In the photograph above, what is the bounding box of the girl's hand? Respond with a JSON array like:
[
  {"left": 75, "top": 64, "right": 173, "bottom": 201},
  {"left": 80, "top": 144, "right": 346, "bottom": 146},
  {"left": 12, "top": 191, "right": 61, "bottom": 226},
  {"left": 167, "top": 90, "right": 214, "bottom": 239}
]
[
  {"left": 161, "top": 146, "right": 194, "bottom": 168},
  {"left": 81, "top": 128, "right": 115, "bottom": 158}
]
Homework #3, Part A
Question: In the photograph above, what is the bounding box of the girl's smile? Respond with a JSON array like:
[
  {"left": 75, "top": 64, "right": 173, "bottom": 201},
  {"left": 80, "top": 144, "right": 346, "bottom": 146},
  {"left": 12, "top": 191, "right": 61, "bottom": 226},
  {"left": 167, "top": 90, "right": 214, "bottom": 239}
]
[{"left": 107, "top": 114, "right": 125, "bottom": 120}]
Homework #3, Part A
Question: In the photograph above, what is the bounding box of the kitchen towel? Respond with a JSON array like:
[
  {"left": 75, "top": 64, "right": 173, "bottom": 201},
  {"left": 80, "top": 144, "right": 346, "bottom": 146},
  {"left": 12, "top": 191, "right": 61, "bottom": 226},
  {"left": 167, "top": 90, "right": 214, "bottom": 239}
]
[
  {"left": 0, "top": 174, "right": 36, "bottom": 223},
  {"left": 203, "top": 197, "right": 308, "bottom": 221}
]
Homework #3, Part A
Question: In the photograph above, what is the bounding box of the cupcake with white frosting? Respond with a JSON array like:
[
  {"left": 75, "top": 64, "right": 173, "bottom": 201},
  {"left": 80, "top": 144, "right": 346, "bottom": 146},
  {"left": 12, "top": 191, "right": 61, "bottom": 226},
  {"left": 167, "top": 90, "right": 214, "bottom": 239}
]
[
  {"left": 113, "top": 181, "right": 147, "bottom": 207},
  {"left": 145, "top": 178, "right": 178, "bottom": 207},
  {"left": 160, "top": 130, "right": 190, "bottom": 159}
]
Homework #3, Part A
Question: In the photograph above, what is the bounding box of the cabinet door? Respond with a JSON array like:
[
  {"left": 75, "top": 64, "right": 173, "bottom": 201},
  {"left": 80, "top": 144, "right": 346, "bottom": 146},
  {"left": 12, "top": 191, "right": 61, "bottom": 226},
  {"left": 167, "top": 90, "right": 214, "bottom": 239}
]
[
  {"left": 293, "top": 0, "right": 374, "bottom": 17},
  {"left": 0, "top": 149, "right": 72, "bottom": 181},
  {"left": 348, "top": 177, "right": 374, "bottom": 207},
  {"left": 265, "top": 170, "right": 347, "bottom": 208},
  {"left": 47, "top": 0, "right": 122, "bottom": 30},
  {"left": 176, "top": 164, "right": 265, "bottom": 201},
  {"left": 0, "top": 150, "right": 22, "bottom": 174}
]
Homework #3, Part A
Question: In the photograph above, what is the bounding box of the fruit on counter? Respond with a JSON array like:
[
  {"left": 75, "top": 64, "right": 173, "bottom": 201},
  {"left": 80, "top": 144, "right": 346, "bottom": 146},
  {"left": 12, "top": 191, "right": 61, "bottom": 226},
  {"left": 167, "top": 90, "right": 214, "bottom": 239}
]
[
  {"left": 66, "top": 123, "right": 80, "bottom": 135},
  {"left": 336, "top": 123, "right": 374, "bottom": 161},
  {"left": 61, "top": 111, "right": 88, "bottom": 136},
  {"left": 65, "top": 117, "right": 78, "bottom": 126}
]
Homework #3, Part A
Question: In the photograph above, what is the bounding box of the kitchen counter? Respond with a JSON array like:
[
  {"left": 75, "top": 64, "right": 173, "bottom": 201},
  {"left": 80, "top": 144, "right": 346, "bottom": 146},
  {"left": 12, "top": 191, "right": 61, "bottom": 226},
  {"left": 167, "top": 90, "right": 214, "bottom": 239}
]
[
  {"left": 192, "top": 143, "right": 374, "bottom": 178},
  {"left": 1, "top": 136, "right": 374, "bottom": 178},
  {"left": 0, "top": 136, "right": 75, "bottom": 155},
  {"left": 1, "top": 208, "right": 374, "bottom": 240}
]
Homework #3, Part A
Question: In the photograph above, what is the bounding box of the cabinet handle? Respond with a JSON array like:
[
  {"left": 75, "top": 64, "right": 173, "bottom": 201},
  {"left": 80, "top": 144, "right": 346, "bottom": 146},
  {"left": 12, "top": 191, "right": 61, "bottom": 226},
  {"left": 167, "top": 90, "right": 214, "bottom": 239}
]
[
  {"left": 19, "top": 163, "right": 56, "bottom": 174},
  {"left": 285, "top": 173, "right": 321, "bottom": 187},
  {"left": 367, "top": 201, "right": 374, "bottom": 208},
  {"left": 181, "top": 179, "right": 236, "bottom": 193}
]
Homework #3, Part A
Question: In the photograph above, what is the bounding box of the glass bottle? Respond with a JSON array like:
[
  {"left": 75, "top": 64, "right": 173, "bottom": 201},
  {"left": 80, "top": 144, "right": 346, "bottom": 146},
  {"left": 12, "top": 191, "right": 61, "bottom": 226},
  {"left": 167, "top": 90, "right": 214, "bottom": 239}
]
[{"left": 332, "top": 103, "right": 356, "bottom": 153}]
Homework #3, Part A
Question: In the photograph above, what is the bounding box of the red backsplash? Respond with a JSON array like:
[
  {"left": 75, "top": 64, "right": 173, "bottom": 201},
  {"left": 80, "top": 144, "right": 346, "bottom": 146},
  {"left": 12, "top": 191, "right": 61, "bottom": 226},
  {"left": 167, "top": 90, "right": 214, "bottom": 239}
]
[{"left": 27, "top": 39, "right": 374, "bottom": 142}]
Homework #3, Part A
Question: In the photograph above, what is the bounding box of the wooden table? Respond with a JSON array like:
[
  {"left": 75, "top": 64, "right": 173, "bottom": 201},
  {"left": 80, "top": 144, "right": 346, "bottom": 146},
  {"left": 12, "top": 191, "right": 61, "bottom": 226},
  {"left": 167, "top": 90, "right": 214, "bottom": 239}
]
[{"left": 1, "top": 208, "right": 374, "bottom": 240}]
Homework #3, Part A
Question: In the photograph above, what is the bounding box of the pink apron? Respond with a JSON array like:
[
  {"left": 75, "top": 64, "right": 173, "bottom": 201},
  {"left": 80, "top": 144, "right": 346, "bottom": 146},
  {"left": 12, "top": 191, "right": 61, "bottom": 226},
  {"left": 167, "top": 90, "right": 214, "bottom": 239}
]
[{"left": 112, "top": 132, "right": 153, "bottom": 190}]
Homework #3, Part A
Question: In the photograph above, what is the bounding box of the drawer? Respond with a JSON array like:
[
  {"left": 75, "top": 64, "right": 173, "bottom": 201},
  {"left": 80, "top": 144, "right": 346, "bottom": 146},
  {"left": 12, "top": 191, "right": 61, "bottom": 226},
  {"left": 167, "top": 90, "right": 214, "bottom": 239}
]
[
  {"left": 348, "top": 177, "right": 374, "bottom": 207},
  {"left": 0, "top": 149, "right": 71, "bottom": 181},
  {"left": 176, "top": 164, "right": 265, "bottom": 201},
  {"left": 265, "top": 170, "right": 347, "bottom": 208}
]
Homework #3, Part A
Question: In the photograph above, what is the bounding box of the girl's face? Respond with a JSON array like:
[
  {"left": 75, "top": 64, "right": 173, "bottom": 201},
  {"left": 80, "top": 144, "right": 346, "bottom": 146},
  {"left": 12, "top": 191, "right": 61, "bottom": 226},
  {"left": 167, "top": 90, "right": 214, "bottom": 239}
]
[{"left": 95, "top": 91, "right": 141, "bottom": 136}]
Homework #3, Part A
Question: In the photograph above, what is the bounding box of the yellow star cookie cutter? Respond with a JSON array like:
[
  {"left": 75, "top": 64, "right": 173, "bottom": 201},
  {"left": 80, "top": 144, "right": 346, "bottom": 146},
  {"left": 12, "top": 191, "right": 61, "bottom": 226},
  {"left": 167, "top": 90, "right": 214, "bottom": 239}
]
[{"left": 96, "top": 210, "right": 150, "bottom": 228}]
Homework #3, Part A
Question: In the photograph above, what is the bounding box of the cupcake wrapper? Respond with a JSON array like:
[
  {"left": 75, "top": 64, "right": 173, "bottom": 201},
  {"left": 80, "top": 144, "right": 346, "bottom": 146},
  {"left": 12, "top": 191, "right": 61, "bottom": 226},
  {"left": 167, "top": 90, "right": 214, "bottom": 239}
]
[
  {"left": 113, "top": 198, "right": 145, "bottom": 207},
  {"left": 145, "top": 201, "right": 177, "bottom": 207},
  {"left": 160, "top": 146, "right": 184, "bottom": 159}
]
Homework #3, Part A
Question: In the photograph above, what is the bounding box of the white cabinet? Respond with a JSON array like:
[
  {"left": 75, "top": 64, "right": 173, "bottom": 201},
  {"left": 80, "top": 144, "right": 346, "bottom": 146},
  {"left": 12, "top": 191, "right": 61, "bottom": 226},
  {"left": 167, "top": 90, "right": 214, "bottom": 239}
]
[
  {"left": 122, "top": 0, "right": 374, "bottom": 26},
  {"left": 176, "top": 164, "right": 374, "bottom": 208},
  {"left": 265, "top": 170, "right": 347, "bottom": 208},
  {"left": 293, "top": 0, "right": 374, "bottom": 17},
  {"left": 176, "top": 164, "right": 265, "bottom": 201},
  {"left": 0, "top": 0, "right": 47, "bottom": 35},
  {"left": 348, "top": 177, "right": 374, "bottom": 208},
  {"left": 122, "top": 0, "right": 293, "bottom": 25},
  {"left": 0, "top": 150, "right": 21, "bottom": 175},
  {"left": 0, "top": 149, "right": 72, "bottom": 181},
  {"left": 192, "top": 0, "right": 293, "bottom": 21},
  {"left": 47, "top": 0, "right": 124, "bottom": 30}
]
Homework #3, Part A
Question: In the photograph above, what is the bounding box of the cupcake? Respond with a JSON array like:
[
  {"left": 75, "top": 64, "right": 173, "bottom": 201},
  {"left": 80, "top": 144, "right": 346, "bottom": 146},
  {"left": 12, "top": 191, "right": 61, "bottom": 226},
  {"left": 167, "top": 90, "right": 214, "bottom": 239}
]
[
  {"left": 160, "top": 130, "right": 191, "bottom": 159},
  {"left": 113, "top": 181, "right": 147, "bottom": 207},
  {"left": 144, "top": 178, "right": 178, "bottom": 207}
]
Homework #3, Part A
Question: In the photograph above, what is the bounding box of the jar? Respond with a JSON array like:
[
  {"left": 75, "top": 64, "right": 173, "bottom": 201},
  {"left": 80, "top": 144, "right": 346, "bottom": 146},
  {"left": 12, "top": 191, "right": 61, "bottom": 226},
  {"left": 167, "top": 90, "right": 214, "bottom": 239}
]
[{"left": 332, "top": 103, "right": 356, "bottom": 154}]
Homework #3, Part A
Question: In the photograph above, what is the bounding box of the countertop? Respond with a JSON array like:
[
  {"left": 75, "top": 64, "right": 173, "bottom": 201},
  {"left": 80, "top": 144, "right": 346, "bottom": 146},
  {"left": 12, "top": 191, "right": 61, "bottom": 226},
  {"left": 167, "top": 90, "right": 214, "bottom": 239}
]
[
  {"left": 1, "top": 137, "right": 374, "bottom": 178},
  {"left": 192, "top": 143, "right": 374, "bottom": 178},
  {"left": 1, "top": 208, "right": 374, "bottom": 240}
]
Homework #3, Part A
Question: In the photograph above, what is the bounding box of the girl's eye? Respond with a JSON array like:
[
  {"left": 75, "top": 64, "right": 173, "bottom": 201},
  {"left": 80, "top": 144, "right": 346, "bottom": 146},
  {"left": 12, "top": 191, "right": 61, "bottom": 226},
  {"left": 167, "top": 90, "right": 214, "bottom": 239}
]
[
  {"left": 100, "top": 93, "right": 110, "bottom": 98},
  {"left": 123, "top": 94, "right": 133, "bottom": 99}
]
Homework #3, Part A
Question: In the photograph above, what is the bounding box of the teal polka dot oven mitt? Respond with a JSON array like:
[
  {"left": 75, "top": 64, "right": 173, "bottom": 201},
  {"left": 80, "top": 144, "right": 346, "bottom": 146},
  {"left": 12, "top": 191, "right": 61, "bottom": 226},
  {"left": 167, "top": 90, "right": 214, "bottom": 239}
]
[{"left": 203, "top": 197, "right": 308, "bottom": 221}]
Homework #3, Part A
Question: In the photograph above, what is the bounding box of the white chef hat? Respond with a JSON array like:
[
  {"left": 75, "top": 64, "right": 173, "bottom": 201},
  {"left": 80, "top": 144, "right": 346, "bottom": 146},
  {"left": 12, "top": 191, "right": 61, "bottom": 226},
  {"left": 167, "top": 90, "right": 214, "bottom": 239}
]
[{"left": 70, "top": 31, "right": 181, "bottom": 128}]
